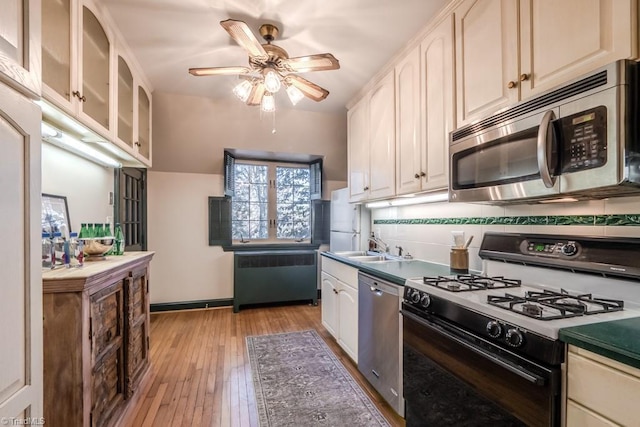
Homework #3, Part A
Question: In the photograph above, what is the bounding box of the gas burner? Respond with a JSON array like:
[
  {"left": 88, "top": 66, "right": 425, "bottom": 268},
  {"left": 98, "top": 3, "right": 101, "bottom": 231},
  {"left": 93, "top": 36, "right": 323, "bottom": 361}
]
[
  {"left": 423, "top": 275, "right": 521, "bottom": 292},
  {"left": 522, "top": 303, "right": 544, "bottom": 317},
  {"left": 488, "top": 289, "right": 624, "bottom": 320}
]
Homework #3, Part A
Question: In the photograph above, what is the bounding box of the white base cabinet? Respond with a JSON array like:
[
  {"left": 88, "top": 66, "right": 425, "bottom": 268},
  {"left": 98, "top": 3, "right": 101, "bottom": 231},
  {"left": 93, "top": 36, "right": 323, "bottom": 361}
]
[
  {"left": 321, "top": 257, "right": 359, "bottom": 363},
  {"left": 566, "top": 345, "right": 640, "bottom": 427}
]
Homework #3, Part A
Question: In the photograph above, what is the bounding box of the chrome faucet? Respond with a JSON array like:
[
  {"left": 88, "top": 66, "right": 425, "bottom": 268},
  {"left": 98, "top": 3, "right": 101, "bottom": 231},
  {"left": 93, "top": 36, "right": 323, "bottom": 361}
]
[
  {"left": 368, "top": 236, "right": 389, "bottom": 253},
  {"left": 396, "top": 245, "right": 403, "bottom": 257}
]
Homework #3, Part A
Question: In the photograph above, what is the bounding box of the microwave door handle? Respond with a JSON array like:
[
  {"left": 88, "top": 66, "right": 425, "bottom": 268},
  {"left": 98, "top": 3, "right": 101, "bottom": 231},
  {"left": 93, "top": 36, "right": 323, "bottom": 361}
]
[{"left": 537, "top": 110, "right": 557, "bottom": 189}]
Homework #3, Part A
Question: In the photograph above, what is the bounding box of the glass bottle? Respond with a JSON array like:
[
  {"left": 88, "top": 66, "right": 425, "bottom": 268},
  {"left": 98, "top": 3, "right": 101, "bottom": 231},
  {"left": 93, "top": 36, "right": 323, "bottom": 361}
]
[
  {"left": 114, "top": 223, "right": 125, "bottom": 255},
  {"left": 69, "top": 232, "right": 83, "bottom": 267},
  {"left": 42, "top": 232, "right": 54, "bottom": 270},
  {"left": 52, "top": 232, "right": 64, "bottom": 267},
  {"left": 104, "top": 222, "right": 112, "bottom": 237},
  {"left": 79, "top": 223, "right": 88, "bottom": 238}
]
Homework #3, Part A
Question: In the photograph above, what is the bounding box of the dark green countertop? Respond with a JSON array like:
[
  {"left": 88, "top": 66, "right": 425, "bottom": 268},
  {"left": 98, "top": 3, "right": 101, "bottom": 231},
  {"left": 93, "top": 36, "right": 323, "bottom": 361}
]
[
  {"left": 559, "top": 317, "right": 640, "bottom": 370},
  {"left": 321, "top": 251, "right": 466, "bottom": 286}
]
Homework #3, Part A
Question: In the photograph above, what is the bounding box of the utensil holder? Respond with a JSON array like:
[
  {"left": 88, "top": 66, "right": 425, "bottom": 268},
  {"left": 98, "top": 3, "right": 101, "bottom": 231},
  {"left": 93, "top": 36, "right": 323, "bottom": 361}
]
[{"left": 450, "top": 248, "right": 469, "bottom": 274}]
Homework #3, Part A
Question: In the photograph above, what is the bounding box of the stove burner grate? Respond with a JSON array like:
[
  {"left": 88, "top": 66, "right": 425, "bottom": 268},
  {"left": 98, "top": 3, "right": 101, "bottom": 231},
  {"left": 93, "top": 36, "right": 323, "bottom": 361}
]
[
  {"left": 423, "top": 274, "right": 522, "bottom": 292},
  {"left": 487, "top": 289, "right": 624, "bottom": 320}
]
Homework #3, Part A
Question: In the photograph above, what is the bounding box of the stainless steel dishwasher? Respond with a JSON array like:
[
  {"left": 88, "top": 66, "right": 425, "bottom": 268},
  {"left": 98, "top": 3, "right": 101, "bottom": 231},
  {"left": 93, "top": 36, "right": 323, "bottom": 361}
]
[{"left": 358, "top": 271, "right": 403, "bottom": 416}]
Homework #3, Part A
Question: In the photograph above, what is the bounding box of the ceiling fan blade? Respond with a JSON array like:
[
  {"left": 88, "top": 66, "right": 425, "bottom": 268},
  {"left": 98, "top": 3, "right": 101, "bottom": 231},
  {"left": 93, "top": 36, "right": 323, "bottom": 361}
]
[
  {"left": 285, "top": 75, "right": 329, "bottom": 102},
  {"left": 188, "top": 66, "right": 251, "bottom": 76},
  {"left": 281, "top": 53, "right": 340, "bottom": 73},
  {"left": 246, "top": 82, "right": 266, "bottom": 106},
  {"left": 220, "top": 19, "right": 267, "bottom": 59}
]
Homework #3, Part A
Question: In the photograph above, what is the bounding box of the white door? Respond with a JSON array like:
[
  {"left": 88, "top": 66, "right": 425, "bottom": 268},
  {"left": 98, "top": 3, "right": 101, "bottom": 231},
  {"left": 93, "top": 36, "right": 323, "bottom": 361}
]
[
  {"left": 320, "top": 273, "right": 338, "bottom": 337},
  {"left": 338, "top": 283, "right": 358, "bottom": 363},
  {"left": 0, "top": 84, "right": 43, "bottom": 422},
  {"left": 347, "top": 97, "right": 369, "bottom": 202}
]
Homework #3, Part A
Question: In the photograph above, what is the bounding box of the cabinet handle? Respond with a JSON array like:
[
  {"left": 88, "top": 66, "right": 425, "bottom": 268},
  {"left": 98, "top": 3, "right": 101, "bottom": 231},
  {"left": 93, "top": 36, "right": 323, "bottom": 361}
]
[
  {"left": 363, "top": 186, "right": 369, "bottom": 191},
  {"left": 420, "top": 171, "right": 426, "bottom": 177},
  {"left": 72, "top": 91, "right": 87, "bottom": 102},
  {"left": 520, "top": 73, "right": 530, "bottom": 82},
  {"left": 333, "top": 289, "right": 338, "bottom": 294},
  {"left": 507, "top": 81, "right": 517, "bottom": 89},
  {"left": 134, "top": 141, "right": 141, "bottom": 147},
  {"left": 414, "top": 173, "right": 420, "bottom": 179}
]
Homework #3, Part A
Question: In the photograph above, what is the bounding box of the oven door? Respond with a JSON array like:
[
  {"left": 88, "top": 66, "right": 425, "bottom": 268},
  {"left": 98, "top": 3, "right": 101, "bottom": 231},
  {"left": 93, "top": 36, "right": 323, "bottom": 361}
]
[
  {"left": 402, "top": 306, "right": 561, "bottom": 427},
  {"left": 449, "top": 109, "right": 560, "bottom": 203}
]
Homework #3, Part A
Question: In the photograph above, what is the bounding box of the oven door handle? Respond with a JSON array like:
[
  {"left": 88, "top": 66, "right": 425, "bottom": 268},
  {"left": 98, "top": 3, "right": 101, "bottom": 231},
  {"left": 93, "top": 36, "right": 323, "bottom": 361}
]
[
  {"left": 401, "top": 310, "right": 546, "bottom": 386},
  {"left": 537, "top": 109, "right": 557, "bottom": 189}
]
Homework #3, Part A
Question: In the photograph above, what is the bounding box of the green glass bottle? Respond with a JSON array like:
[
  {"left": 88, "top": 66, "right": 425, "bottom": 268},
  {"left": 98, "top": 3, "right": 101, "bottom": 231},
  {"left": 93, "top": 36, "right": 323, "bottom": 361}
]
[
  {"left": 79, "top": 223, "right": 88, "bottom": 238},
  {"left": 87, "top": 223, "right": 96, "bottom": 238},
  {"left": 94, "top": 223, "right": 104, "bottom": 238},
  {"left": 114, "top": 223, "right": 125, "bottom": 255}
]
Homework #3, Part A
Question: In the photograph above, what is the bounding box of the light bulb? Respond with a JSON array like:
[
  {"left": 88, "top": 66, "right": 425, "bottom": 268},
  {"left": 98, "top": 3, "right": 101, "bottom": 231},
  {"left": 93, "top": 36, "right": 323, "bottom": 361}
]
[
  {"left": 261, "top": 93, "right": 276, "bottom": 112},
  {"left": 233, "top": 80, "right": 253, "bottom": 102},
  {"left": 263, "top": 70, "right": 281, "bottom": 93},
  {"left": 286, "top": 85, "right": 304, "bottom": 105}
]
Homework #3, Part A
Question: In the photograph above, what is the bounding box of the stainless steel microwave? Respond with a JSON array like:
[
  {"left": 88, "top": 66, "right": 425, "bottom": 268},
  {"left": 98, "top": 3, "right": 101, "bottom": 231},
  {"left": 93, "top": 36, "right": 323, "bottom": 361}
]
[{"left": 449, "top": 60, "right": 640, "bottom": 204}]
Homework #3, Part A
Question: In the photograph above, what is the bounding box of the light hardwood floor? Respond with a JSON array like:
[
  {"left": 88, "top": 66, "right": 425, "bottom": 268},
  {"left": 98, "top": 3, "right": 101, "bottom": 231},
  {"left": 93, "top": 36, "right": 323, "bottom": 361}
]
[{"left": 123, "top": 302, "right": 405, "bottom": 427}]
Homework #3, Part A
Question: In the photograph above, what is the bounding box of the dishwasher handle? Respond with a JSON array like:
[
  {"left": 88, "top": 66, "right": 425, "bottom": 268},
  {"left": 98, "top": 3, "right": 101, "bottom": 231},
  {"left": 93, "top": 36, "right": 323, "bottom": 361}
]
[{"left": 370, "top": 286, "right": 383, "bottom": 296}]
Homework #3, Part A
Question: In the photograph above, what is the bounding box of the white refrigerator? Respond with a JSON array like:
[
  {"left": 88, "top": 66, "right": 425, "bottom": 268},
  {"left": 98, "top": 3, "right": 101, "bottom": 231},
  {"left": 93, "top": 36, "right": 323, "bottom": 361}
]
[{"left": 329, "top": 188, "right": 371, "bottom": 252}]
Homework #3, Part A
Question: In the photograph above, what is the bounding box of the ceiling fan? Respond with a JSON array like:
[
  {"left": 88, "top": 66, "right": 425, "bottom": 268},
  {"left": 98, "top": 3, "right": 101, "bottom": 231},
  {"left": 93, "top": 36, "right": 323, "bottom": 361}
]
[{"left": 189, "top": 19, "right": 340, "bottom": 110}]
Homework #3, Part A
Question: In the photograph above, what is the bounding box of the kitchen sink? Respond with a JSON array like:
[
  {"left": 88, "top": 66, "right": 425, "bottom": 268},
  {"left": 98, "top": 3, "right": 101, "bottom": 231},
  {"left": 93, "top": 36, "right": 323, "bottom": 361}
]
[
  {"left": 333, "top": 251, "right": 368, "bottom": 257},
  {"left": 332, "top": 251, "right": 408, "bottom": 263},
  {"left": 348, "top": 255, "right": 388, "bottom": 262}
]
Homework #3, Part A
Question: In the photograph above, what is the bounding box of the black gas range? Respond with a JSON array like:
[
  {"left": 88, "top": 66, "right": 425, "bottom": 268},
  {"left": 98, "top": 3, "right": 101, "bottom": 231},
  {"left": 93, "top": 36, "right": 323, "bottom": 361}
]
[{"left": 402, "top": 232, "right": 640, "bottom": 427}]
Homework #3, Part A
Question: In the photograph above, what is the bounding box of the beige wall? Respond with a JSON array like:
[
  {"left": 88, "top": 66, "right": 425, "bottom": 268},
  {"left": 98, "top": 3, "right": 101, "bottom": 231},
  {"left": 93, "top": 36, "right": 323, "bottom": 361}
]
[
  {"left": 150, "top": 91, "right": 348, "bottom": 181},
  {"left": 147, "top": 170, "right": 345, "bottom": 303},
  {"left": 41, "top": 142, "right": 115, "bottom": 233}
]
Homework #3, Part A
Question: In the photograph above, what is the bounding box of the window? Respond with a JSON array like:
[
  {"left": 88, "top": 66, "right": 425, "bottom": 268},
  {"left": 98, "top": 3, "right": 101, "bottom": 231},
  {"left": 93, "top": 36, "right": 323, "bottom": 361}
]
[{"left": 231, "top": 161, "right": 312, "bottom": 242}]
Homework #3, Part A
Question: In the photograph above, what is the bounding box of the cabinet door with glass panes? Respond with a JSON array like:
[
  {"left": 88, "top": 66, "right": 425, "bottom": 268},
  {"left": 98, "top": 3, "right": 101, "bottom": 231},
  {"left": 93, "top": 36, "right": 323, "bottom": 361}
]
[
  {"left": 42, "top": 0, "right": 114, "bottom": 139},
  {"left": 0, "top": 0, "right": 41, "bottom": 97},
  {"left": 229, "top": 160, "right": 321, "bottom": 244}
]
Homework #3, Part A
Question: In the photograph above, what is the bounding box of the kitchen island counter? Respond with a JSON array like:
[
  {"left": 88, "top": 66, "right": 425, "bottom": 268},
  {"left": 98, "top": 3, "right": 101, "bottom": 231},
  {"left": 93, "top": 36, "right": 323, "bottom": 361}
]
[
  {"left": 321, "top": 251, "right": 473, "bottom": 285},
  {"left": 560, "top": 317, "right": 640, "bottom": 370}
]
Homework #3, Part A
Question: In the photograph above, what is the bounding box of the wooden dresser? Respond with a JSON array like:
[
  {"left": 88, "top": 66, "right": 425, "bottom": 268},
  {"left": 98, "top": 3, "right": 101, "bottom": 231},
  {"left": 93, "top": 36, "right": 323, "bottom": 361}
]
[{"left": 42, "top": 252, "right": 154, "bottom": 427}]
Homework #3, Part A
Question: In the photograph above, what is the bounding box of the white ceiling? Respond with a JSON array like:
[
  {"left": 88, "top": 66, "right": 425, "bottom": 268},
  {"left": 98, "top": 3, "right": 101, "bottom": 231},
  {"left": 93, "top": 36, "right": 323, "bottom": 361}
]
[{"left": 99, "top": 0, "right": 449, "bottom": 114}]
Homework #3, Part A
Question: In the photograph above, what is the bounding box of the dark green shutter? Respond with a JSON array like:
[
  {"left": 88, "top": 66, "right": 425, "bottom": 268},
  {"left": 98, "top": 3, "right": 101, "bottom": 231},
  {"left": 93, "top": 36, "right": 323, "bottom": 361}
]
[
  {"left": 309, "top": 159, "right": 322, "bottom": 200},
  {"left": 311, "top": 200, "right": 330, "bottom": 245},
  {"left": 224, "top": 151, "right": 236, "bottom": 197},
  {"left": 208, "top": 196, "right": 231, "bottom": 246}
]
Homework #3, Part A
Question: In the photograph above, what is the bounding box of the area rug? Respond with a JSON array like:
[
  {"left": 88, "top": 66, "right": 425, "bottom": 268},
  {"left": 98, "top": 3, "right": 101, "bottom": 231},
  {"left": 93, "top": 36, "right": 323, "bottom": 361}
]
[{"left": 246, "top": 330, "right": 391, "bottom": 427}]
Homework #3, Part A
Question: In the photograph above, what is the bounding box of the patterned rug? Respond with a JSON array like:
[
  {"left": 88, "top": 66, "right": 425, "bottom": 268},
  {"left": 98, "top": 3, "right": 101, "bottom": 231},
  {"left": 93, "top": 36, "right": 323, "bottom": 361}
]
[{"left": 246, "top": 330, "right": 391, "bottom": 427}]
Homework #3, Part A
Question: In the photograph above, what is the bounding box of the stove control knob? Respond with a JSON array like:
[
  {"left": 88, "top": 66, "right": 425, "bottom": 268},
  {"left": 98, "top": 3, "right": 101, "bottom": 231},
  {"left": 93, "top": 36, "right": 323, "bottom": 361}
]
[
  {"left": 419, "top": 294, "right": 431, "bottom": 308},
  {"left": 562, "top": 243, "right": 578, "bottom": 256},
  {"left": 410, "top": 290, "right": 421, "bottom": 304},
  {"left": 486, "top": 321, "right": 503, "bottom": 338},
  {"left": 505, "top": 329, "right": 524, "bottom": 348}
]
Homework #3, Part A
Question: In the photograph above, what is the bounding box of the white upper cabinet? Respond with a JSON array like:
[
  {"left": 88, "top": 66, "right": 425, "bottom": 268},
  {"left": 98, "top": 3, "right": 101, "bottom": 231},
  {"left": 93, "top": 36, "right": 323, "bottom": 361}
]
[
  {"left": 454, "top": 0, "right": 519, "bottom": 127},
  {"left": 136, "top": 84, "right": 152, "bottom": 163},
  {"left": 519, "top": 0, "right": 636, "bottom": 99},
  {"left": 42, "top": 0, "right": 153, "bottom": 167},
  {"left": 368, "top": 71, "right": 396, "bottom": 200},
  {"left": 348, "top": 96, "right": 369, "bottom": 202},
  {"left": 395, "top": 17, "right": 454, "bottom": 196},
  {"left": 455, "top": 0, "right": 637, "bottom": 128},
  {"left": 42, "top": 1, "right": 114, "bottom": 138},
  {"left": 395, "top": 47, "right": 422, "bottom": 195},
  {"left": 0, "top": 0, "right": 41, "bottom": 97}
]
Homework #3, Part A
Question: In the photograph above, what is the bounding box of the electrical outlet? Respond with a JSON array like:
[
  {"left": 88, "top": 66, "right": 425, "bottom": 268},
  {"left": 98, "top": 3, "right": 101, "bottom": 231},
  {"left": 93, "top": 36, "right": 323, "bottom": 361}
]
[{"left": 109, "top": 191, "right": 114, "bottom": 205}]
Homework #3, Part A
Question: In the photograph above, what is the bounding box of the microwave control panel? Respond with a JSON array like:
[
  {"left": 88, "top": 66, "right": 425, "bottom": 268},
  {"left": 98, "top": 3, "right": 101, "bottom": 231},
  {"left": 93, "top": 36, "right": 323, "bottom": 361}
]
[{"left": 558, "top": 106, "right": 607, "bottom": 173}]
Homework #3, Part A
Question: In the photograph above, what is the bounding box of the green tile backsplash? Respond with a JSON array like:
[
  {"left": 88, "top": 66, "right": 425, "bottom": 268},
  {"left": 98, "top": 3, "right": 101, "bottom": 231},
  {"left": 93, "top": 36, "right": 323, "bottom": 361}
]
[{"left": 373, "top": 214, "right": 640, "bottom": 226}]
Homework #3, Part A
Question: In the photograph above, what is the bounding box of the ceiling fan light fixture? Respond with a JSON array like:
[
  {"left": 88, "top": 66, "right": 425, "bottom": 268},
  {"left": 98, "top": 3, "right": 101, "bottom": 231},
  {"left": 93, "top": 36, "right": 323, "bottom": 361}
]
[
  {"left": 233, "top": 80, "right": 254, "bottom": 102},
  {"left": 263, "top": 69, "right": 281, "bottom": 93},
  {"left": 286, "top": 84, "right": 304, "bottom": 106},
  {"left": 261, "top": 92, "right": 276, "bottom": 112}
]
